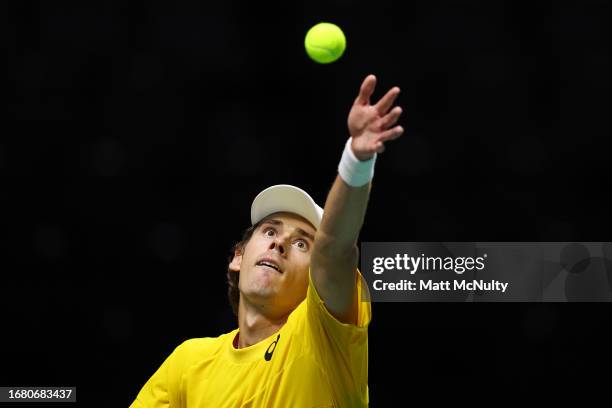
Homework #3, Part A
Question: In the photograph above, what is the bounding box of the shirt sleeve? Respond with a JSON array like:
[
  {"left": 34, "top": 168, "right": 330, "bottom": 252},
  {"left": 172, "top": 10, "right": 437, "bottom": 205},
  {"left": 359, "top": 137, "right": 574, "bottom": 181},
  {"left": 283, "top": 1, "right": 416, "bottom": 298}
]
[
  {"left": 130, "top": 340, "right": 195, "bottom": 408},
  {"left": 303, "top": 266, "right": 372, "bottom": 405}
]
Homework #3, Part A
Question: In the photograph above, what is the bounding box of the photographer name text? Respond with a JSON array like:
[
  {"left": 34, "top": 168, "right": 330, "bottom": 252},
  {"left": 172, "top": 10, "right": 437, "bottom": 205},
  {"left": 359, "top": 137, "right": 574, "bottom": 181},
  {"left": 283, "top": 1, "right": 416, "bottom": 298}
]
[{"left": 372, "top": 279, "right": 508, "bottom": 293}]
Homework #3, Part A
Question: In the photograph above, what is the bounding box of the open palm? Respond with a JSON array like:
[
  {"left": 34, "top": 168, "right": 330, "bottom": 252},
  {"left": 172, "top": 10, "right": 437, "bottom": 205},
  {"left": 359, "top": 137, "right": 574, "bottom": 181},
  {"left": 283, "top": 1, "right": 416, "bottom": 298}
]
[{"left": 347, "top": 74, "right": 404, "bottom": 161}]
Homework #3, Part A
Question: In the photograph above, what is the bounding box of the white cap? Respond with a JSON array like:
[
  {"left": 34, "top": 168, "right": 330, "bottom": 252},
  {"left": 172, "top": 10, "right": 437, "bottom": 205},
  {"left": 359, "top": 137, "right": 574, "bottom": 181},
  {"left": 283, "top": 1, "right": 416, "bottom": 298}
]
[{"left": 250, "top": 185, "right": 324, "bottom": 229}]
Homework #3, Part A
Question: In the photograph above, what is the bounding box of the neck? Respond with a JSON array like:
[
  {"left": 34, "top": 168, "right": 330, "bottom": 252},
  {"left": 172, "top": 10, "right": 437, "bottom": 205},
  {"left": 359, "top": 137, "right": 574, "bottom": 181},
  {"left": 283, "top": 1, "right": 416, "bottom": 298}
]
[{"left": 235, "top": 296, "right": 288, "bottom": 349}]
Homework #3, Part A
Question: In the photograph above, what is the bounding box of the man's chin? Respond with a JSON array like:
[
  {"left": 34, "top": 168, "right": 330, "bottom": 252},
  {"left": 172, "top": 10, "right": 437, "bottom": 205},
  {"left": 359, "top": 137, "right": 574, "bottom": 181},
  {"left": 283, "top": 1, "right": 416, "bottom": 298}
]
[{"left": 245, "top": 281, "right": 278, "bottom": 299}]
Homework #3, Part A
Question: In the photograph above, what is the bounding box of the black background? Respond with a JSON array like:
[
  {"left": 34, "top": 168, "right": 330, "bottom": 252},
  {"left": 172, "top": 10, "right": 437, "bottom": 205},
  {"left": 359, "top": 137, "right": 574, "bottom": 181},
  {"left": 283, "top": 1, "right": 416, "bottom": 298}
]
[{"left": 3, "top": 0, "right": 612, "bottom": 405}]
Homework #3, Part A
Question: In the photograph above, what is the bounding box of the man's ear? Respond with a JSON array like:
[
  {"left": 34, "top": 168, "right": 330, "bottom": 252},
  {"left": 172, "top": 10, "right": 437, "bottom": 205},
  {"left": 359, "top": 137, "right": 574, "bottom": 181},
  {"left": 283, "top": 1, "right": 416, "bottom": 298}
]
[{"left": 229, "top": 248, "right": 243, "bottom": 273}]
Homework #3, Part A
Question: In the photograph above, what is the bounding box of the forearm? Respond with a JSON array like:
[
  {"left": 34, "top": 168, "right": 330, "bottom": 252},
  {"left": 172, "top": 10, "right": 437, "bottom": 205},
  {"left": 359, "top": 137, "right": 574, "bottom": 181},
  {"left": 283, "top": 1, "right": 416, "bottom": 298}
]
[{"left": 315, "top": 175, "right": 371, "bottom": 255}]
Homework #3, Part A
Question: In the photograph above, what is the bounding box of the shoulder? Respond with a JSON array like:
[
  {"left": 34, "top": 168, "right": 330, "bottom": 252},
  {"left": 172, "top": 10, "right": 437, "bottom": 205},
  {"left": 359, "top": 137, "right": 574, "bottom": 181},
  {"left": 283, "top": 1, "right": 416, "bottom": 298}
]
[{"left": 171, "top": 330, "right": 236, "bottom": 366}]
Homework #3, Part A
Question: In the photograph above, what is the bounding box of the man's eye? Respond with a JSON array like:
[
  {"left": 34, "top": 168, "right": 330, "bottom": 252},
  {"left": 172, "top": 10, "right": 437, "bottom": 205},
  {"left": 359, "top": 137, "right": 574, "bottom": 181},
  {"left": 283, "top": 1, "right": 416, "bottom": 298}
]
[
  {"left": 264, "top": 228, "right": 275, "bottom": 236},
  {"left": 294, "top": 240, "right": 308, "bottom": 250}
]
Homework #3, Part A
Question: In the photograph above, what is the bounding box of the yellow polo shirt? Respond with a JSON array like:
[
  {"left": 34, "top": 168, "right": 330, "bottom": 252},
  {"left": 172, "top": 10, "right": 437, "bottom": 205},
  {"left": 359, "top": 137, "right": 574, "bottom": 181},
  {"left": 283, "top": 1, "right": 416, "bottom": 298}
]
[{"left": 131, "top": 268, "right": 371, "bottom": 407}]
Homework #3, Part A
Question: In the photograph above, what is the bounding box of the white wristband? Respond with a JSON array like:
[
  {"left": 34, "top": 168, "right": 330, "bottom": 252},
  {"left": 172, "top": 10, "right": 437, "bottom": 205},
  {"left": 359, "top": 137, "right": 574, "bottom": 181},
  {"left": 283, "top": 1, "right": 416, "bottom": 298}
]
[{"left": 338, "top": 137, "right": 377, "bottom": 187}]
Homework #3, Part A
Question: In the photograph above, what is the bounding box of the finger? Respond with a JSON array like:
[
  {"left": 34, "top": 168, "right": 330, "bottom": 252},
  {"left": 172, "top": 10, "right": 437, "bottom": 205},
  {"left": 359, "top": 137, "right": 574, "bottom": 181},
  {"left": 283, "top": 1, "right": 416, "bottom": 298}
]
[
  {"left": 374, "top": 86, "right": 400, "bottom": 115},
  {"left": 355, "top": 74, "right": 377, "bottom": 106},
  {"left": 378, "top": 125, "right": 404, "bottom": 143},
  {"left": 375, "top": 141, "right": 386, "bottom": 154},
  {"left": 378, "top": 106, "right": 402, "bottom": 130}
]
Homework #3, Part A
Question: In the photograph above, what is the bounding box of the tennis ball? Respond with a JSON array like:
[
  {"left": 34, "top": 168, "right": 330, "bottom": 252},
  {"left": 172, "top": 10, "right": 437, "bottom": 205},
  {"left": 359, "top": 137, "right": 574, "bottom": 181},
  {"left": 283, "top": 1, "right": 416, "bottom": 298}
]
[{"left": 304, "top": 22, "right": 346, "bottom": 64}]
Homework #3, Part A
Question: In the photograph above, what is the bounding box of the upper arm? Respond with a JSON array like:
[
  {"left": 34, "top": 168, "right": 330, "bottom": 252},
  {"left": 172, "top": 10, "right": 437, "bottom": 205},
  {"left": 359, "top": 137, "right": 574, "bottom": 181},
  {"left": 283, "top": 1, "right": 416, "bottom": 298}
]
[{"left": 310, "top": 242, "right": 359, "bottom": 324}]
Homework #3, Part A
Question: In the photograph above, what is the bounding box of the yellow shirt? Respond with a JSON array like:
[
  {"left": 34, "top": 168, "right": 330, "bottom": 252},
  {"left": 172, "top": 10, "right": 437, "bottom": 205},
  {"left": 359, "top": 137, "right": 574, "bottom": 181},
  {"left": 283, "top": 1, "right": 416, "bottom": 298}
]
[{"left": 131, "top": 268, "right": 371, "bottom": 407}]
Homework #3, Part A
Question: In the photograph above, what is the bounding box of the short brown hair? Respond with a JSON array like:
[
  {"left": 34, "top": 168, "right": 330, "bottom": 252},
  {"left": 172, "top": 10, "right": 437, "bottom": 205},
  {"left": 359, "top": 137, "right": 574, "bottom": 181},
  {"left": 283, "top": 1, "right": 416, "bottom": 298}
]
[{"left": 226, "top": 221, "right": 263, "bottom": 316}]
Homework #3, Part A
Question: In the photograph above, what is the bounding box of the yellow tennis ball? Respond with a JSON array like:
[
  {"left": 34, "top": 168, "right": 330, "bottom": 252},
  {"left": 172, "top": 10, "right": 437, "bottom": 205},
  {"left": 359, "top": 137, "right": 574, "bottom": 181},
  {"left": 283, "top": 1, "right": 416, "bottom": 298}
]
[{"left": 304, "top": 22, "right": 346, "bottom": 64}]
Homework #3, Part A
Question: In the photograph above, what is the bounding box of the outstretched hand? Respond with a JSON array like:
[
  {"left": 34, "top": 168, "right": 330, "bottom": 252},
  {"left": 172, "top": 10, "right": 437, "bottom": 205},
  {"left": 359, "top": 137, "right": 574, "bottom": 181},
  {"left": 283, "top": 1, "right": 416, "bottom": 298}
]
[{"left": 347, "top": 74, "right": 404, "bottom": 161}]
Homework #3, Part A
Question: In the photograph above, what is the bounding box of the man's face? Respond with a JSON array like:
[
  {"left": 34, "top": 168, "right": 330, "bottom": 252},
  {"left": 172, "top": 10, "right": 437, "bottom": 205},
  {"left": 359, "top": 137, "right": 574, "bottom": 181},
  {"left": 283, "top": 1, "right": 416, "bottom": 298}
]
[{"left": 229, "top": 212, "right": 316, "bottom": 319}]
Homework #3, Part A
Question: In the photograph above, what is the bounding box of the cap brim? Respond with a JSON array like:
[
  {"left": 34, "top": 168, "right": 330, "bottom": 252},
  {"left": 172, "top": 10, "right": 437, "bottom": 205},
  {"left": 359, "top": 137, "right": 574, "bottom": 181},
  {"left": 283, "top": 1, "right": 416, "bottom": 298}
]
[{"left": 251, "top": 185, "right": 324, "bottom": 229}]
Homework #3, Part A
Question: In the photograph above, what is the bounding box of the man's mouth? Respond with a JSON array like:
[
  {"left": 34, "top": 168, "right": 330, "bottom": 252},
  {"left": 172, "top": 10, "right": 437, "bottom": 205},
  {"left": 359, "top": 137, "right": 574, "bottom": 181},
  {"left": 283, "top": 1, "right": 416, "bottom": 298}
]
[{"left": 256, "top": 260, "right": 282, "bottom": 273}]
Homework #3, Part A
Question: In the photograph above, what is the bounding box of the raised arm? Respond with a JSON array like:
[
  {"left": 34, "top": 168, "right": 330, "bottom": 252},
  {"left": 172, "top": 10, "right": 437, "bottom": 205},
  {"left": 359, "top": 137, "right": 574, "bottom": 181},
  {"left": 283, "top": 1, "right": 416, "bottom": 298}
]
[{"left": 311, "top": 74, "right": 404, "bottom": 324}]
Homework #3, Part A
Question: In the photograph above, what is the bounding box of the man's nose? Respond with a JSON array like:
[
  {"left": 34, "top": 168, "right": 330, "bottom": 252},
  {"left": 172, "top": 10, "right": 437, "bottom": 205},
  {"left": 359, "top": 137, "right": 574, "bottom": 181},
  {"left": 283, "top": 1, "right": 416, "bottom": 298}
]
[{"left": 269, "top": 236, "right": 287, "bottom": 254}]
